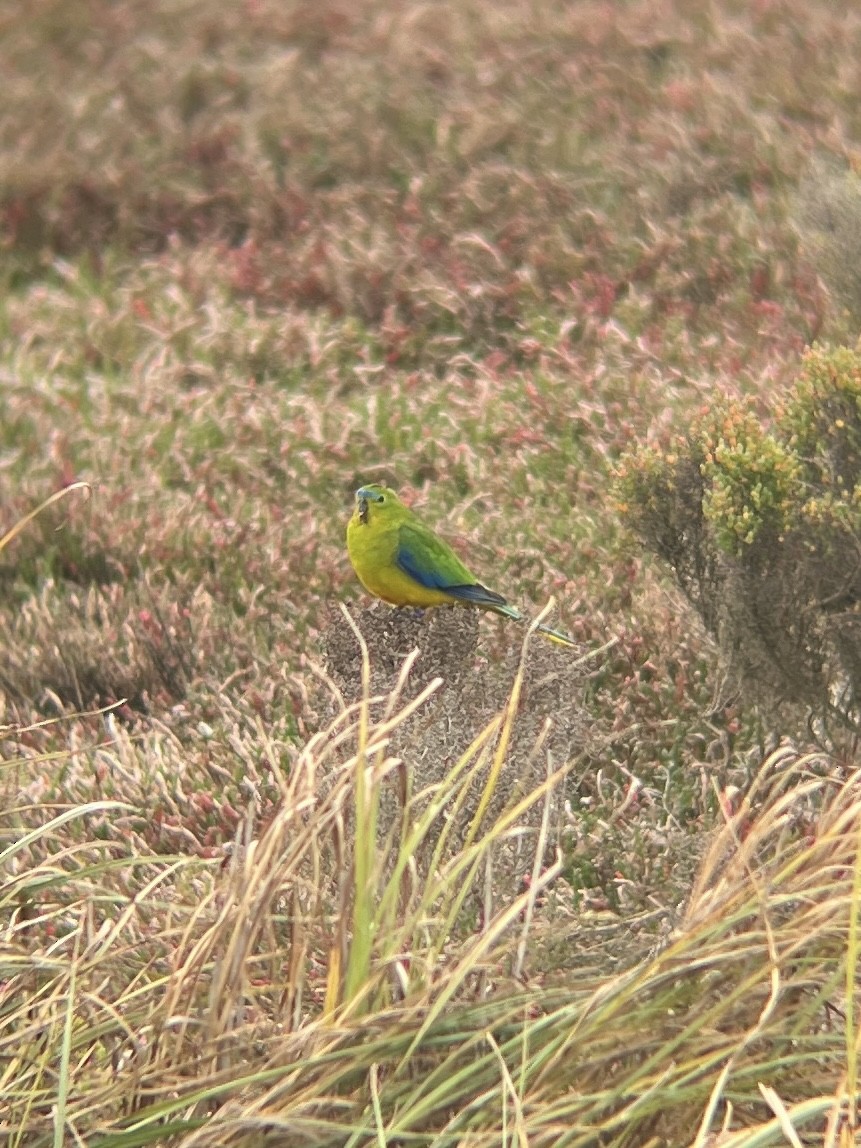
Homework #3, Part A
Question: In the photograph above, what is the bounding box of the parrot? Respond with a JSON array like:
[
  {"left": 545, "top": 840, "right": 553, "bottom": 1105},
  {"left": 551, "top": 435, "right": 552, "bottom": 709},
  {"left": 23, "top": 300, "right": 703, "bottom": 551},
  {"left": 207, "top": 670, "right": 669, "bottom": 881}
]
[{"left": 346, "top": 483, "right": 576, "bottom": 647}]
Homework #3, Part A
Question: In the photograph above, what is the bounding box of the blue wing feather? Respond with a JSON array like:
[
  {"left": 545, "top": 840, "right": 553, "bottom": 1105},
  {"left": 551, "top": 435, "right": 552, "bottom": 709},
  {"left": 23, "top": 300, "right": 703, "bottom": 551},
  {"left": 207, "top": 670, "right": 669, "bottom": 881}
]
[
  {"left": 395, "top": 525, "right": 510, "bottom": 608},
  {"left": 391, "top": 524, "right": 572, "bottom": 642},
  {"left": 443, "top": 582, "right": 509, "bottom": 607},
  {"left": 396, "top": 535, "right": 451, "bottom": 591}
]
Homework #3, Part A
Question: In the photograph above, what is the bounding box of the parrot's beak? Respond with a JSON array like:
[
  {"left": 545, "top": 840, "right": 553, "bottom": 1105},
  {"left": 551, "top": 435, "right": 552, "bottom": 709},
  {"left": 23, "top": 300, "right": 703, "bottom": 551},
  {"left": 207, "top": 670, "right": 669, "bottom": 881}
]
[{"left": 355, "top": 486, "right": 384, "bottom": 525}]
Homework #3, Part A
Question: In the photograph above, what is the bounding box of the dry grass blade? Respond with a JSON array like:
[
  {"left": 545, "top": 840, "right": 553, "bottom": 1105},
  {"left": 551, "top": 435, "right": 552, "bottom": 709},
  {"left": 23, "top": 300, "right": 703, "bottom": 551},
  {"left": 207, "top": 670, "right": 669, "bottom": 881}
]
[
  {"left": 6, "top": 645, "right": 860, "bottom": 1145},
  {"left": 0, "top": 482, "right": 91, "bottom": 556}
]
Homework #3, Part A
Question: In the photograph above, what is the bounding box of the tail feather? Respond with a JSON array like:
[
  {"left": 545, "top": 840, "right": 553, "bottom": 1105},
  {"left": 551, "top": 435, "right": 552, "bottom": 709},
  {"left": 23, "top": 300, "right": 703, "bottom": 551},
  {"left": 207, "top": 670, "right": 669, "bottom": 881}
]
[
  {"left": 447, "top": 586, "right": 576, "bottom": 648},
  {"left": 445, "top": 582, "right": 513, "bottom": 610},
  {"left": 488, "top": 601, "right": 525, "bottom": 622},
  {"left": 489, "top": 605, "right": 577, "bottom": 648}
]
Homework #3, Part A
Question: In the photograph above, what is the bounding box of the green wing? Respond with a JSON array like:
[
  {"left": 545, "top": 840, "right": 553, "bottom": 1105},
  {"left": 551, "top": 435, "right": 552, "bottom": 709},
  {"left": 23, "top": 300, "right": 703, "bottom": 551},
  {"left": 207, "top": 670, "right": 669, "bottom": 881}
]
[
  {"left": 394, "top": 518, "right": 574, "bottom": 644},
  {"left": 395, "top": 522, "right": 511, "bottom": 609}
]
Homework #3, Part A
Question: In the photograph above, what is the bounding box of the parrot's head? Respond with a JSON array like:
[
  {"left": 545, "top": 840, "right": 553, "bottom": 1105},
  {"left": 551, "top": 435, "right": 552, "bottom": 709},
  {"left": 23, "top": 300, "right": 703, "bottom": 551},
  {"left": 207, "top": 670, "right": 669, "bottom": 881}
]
[{"left": 355, "top": 483, "right": 399, "bottom": 526}]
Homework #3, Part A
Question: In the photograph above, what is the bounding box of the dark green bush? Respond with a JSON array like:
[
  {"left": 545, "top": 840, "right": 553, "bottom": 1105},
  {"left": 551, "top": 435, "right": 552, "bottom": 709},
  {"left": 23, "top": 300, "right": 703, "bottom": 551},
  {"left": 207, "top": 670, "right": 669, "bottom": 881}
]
[{"left": 617, "top": 344, "right": 861, "bottom": 730}]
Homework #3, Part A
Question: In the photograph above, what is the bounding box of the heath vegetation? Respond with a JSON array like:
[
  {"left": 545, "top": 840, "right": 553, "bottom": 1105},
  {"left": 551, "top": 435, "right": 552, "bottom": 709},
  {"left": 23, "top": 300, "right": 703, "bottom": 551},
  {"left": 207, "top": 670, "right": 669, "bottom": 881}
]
[{"left": 3, "top": 1, "right": 861, "bottom": 1144}]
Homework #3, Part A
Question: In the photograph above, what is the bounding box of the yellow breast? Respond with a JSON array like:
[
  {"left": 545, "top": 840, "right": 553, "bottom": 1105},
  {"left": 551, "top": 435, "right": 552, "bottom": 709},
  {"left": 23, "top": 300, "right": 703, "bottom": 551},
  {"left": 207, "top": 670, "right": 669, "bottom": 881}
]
[{"left": 347, "top": 512, "right": 458, "bottom": 608}]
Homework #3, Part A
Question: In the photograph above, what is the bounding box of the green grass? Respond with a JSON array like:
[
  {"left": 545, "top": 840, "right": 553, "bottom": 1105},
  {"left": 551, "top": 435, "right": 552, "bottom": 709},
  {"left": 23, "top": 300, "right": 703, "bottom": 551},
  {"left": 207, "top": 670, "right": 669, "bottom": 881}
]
[{"left": 3, "top": 0, "right": 861, "bottom": 1143}]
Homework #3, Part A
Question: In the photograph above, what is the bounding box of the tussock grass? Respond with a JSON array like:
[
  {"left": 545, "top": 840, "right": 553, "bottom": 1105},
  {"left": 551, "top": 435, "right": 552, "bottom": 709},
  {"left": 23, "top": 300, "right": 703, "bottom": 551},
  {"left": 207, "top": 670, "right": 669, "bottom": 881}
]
[
  {"left": 1, "top": 637, "right": 572, "bottom": 1140},
  {"left": 3, "top": 676, "right": 860, "bottom": 1144},
  {"left": 319, "top": 603, "right": 588, "bottom": 889}
]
